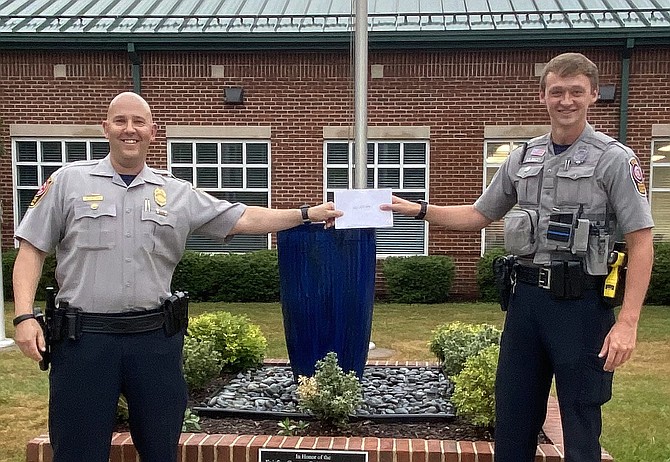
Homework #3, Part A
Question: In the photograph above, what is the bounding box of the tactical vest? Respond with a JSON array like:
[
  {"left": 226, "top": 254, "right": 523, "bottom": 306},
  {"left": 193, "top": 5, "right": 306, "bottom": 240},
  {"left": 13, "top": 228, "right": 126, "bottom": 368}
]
[{"left": 503, "top": 129, "right": 619, "bottom": 275}]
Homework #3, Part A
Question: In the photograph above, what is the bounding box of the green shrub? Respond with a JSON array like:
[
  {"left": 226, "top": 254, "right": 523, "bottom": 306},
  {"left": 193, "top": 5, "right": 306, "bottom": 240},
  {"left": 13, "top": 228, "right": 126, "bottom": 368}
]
[
  {"left": 182, "top": 408, "right": 201, "bottom": 432},
  {"left": 296, "top": 352, "right": 363, "bottom": 429},
  {"left": 2, "top": 248, "right": 58, "bottom": 302},
  {"left": 476, "top": 248, "right": 507, "bottom": 302},
  {"left": 382, "top": 255, "right": 455, "bottom": 303},
  {"left": 429, "top": 321, "right": 501, "bottom": 377},
  {"left": 171, "top": 252, "right": 219, "bottom": 302},
  {"left": 116, "top": 394, "right": 129, "bottom": 424},
  {"left": 187, "top": 311, "right": 267, "bottom": 372},
  {"left": 451, "top": 344, "right": 500, "bottom": 428},
  {"left": 215, "top": 250, "right": 279, "bottom": 302},
  {"left": 171, "top": 250, "right": 279, "bottom": 302},
  {"left": 182, "top": 336, "right": 223, "bottom": 391},
  {"left": 646, "top": 242, "right": 670, "bottom": 305}
]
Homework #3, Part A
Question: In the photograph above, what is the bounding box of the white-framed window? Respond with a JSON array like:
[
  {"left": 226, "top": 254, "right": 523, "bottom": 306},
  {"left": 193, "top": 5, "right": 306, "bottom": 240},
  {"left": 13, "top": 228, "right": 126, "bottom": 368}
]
[
  {"left": 482, "top": 139, "right": 528, "bottom": 253},
  {"left": 13, "top": 138, "right": 109, "bottom": 223},
  {"left": 324, "top": 140, "right": 428, "bottom": 256},
  {"left": 168, "top": 140, "right": 271, "bottom": 253},
  {"left": 649, "top": 138, "right": 670, "bottom": 242}
]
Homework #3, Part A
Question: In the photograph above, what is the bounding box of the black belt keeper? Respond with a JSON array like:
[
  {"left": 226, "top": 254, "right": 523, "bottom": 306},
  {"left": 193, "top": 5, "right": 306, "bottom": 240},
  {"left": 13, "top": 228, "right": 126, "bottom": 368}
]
[
  {"left": 79, "top": 308, "right": 165, "bottom": 334},
  {"left": 515, "top": 264, "right": 602, "bottom": 292}
]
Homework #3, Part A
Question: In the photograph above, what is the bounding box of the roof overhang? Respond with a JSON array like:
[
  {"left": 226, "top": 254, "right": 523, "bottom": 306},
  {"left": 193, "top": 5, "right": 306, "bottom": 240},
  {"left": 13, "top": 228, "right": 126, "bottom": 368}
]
[{"left": 1, "top": 27, "right": 669, "bottom": 52}]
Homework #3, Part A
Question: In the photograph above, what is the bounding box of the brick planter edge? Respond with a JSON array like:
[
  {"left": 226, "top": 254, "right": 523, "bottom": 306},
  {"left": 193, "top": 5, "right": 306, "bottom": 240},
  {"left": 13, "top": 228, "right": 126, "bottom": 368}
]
[{"left": 26, "top": 360, "right": 614, "bottom": 462}]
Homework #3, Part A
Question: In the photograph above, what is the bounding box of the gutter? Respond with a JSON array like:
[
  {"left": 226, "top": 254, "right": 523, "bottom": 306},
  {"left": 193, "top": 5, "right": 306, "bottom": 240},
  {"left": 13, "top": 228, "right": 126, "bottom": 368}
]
[
  {"left": 127, "top": 42, "right": 141, "bottom": 95},
  {"left": 618, "top": 38, "right": 635, "bottom": 143}
]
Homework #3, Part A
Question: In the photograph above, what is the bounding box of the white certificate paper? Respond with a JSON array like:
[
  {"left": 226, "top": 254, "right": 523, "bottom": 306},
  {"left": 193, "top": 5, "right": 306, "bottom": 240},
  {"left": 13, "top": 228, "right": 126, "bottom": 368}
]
[{"left": 334, "top": 188, "right": 394, "bottom": 229}]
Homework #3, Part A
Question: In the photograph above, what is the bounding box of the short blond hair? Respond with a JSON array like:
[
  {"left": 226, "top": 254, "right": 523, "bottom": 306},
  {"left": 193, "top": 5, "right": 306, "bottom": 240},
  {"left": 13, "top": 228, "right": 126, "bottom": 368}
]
[{"left": 540, "top": 53, "right": 599, "bottom": 92}]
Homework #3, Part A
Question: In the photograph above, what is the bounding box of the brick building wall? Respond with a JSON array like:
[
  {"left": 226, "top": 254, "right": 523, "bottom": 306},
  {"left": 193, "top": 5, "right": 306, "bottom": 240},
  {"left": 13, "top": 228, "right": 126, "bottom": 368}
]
[{"left": 2, "top": 46, "right": 669, "bottom": 298}]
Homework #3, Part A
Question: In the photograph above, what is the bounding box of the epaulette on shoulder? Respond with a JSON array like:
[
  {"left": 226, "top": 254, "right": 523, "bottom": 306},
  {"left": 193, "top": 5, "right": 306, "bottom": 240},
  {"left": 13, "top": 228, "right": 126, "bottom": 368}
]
[
  {"left": 150, "top": 168, "right": 194, "bottom": 185},
  {"left": 53, "top": 159, "right": 100, "bottom": 177},
  {"left": 586, "top": 131, "right": 619, "bottom": 150},
  {"left": 61, "top": 159, "right": 100, "bottom": 169},
  {"left": 151, "top": 168, "right": 177, "bottom": 179},
  {"left": 526, "top": 133, "right": 550, "bottom": 148}
]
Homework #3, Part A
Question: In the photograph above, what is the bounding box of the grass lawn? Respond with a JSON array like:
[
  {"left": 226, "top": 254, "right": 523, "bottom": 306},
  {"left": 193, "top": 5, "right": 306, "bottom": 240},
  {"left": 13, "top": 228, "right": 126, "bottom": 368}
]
[{"left": 2, "top": 301, "right": 669, "bottom": 462}]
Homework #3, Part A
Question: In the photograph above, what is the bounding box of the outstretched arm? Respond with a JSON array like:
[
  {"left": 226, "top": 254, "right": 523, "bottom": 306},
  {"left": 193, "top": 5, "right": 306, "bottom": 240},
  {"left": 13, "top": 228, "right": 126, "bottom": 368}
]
[
  {"left": 13, "top": 240, "right": 48, "bottom": 362},
  {"left": 380, "top": 195, "right": 493, "bottom": 231},
  {"left": 231, "top": 202, "right": 343, "bottom": 234}
]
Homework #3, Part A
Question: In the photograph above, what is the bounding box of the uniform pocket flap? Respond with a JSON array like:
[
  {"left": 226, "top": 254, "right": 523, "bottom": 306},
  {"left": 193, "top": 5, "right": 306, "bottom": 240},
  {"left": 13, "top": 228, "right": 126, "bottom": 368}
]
[
  {"left": 73, "top": 202, "right": 117, "bottom": 220},
  {"left": 141, "top": 209, "right": 177, "bottom": 228},
  {"left": 556, "top": 165, "right": 596, "bottom": 180},
  {"left": 515, "top": 164, "right": 543, "bottom": 179}
]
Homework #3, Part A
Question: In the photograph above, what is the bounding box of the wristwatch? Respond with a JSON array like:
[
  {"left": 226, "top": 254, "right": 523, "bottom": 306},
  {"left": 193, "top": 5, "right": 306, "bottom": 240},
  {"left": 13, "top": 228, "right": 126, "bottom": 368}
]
[
  {"left": 300, "top": 204, "right": 312, "bottom": 224},
  {"left": 13, "top": 313, "right": 36, "bottom": 326},
  {"left": 415, "top": 200, "right": 428, "bottom": 220}
]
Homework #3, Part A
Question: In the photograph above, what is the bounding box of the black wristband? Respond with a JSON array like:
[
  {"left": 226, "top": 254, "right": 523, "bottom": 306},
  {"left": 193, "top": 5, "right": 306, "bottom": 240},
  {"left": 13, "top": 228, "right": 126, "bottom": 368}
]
[
  {"left": 13, "top": 313, "right": 36, "bottom": 327},
  {"left": 300, "top": 204, "right": 311, "bottom": 224},
  {"left": 414, "top": 200, "right": 428, "bottom": 220}
]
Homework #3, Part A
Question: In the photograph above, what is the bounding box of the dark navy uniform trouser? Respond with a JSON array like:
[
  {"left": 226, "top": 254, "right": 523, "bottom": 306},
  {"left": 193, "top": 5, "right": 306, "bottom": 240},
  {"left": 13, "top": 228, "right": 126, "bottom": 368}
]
[
  {"left": 494, "top": 282, "right": 615, "bottom": 462},
  {"left": 49, "top": 328, "right": 187, "bottom": 462}
]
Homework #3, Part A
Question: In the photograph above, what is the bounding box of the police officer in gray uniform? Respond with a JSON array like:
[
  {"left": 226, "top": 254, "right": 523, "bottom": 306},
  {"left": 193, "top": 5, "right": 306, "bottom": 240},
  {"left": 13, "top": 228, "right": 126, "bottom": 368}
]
[
  {"left": 12, "top": 91, "right": 342, "bottom": 462},
  {"left": 381, "top": 53, "right": 654, "bottom": 461}
]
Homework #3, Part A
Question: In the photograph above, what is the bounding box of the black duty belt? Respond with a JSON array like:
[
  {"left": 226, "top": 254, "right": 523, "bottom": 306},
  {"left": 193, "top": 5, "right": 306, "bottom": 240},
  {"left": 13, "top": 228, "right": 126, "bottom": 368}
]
[
  {"left": 515, "top": 265, "right": 602, "bottom": 290},
  {"left": 80, "top": 308, "right": 164, "bottom": 334}
]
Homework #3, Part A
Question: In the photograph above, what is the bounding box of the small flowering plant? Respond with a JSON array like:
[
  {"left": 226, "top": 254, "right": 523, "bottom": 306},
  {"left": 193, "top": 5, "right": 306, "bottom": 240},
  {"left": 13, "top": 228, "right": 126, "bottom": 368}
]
[
  {"left": 277, "top": 417, "right": 310, "bottom": 436},
  {"left": 296, "top": 352, "right": 362, "bottom": 429}
]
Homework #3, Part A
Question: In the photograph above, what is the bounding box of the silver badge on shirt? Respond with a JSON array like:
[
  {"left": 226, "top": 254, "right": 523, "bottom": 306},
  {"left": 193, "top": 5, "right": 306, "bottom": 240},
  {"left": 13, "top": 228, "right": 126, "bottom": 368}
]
[{"left": 573, "top": 147, "right": 588, "bottom": 165}]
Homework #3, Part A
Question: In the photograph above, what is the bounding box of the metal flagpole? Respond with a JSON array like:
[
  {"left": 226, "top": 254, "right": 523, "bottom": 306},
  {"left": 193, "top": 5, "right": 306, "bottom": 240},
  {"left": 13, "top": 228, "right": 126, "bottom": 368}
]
[
  {"left": 353, "top": 0, "right": 368, "bottom": 189},
  {"left": 353, "top": 0, "right": 377, "bottom": 352},
  {"left": 0, "top": 201, "right": 16, "bottom": 349}
]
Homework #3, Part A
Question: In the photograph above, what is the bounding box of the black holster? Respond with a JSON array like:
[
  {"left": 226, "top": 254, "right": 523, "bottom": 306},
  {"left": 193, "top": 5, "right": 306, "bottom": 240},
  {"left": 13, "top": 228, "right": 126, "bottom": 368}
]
[
  {"left": 163, "top": 291, "right": 189, "bottom": 337},
  {"left": 34, "top": 286, "right": 59, "bottom": 371},
  {"left": 492, "top": 255, "right": 516, "bottom": 311},
  {"left": 602, "top": 242, "right": 627, "bottom": 307},
  {"left": 33, "top": 307, "right": 50, "bottom": 371},
  {"left": 49, "top": 302, "right": 81, "bottom": 342}
]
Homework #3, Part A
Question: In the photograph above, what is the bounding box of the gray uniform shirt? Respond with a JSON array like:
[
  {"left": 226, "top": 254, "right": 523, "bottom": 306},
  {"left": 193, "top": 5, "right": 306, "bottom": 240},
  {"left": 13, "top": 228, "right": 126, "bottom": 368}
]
[
  {"left": 15, "top": 155, "right": 247, "bottom": 313},
  {"left": 474, "top": 124, "right": 654, "bottom": 275}
]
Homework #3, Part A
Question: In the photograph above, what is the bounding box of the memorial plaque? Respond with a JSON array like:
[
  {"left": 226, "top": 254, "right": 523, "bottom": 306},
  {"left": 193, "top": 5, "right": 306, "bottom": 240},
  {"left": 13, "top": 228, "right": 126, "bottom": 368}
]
[{"left": 259, "top": 448, "right": 367, "bottom": 462}]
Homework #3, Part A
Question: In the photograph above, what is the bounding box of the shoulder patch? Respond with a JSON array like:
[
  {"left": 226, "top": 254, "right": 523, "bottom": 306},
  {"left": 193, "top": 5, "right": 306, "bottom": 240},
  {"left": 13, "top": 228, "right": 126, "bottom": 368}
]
[
  {"left": 629, "top": 157, "right": 647, "bottom": 197},
  {"left": 29, "top": 177, "right": 54, "bottom": 208}
]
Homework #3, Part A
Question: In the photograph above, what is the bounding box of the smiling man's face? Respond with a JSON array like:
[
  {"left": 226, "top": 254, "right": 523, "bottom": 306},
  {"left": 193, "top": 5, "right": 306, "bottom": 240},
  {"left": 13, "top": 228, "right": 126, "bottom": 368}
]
[
  {"left": 102, "top": 92, "right": 157, "bottom": 174},
  {"left": 540, "top": 72, "right": 598, "bottom": 140}
]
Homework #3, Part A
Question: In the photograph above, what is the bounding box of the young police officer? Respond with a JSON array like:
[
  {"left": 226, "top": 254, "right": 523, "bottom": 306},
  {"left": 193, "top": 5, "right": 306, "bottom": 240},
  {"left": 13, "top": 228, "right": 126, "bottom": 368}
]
[
  {"left": 12, "top": 91, "right": 343, "bottom": 462},
  {"left": 381, "top": 53, "right": 654, "bottom": 461}
]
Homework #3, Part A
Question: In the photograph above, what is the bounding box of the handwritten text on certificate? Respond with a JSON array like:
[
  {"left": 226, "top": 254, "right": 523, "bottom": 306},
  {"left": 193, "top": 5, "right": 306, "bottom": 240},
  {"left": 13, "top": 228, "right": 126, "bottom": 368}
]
[{"left": 334, "top": 189, "right": 393, "bottom": 229}]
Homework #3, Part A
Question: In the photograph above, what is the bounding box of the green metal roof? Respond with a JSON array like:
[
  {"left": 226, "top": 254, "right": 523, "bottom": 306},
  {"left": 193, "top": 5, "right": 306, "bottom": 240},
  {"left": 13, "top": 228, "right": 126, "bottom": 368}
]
[{"left": 1, "top": 0, "right": 670, "bottom": 50}]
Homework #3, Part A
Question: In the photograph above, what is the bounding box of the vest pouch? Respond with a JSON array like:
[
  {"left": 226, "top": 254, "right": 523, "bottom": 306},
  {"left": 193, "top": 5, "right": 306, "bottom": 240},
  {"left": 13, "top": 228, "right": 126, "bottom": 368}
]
[
  {"left": 504, "top": 209, "right": 538, "bottom": 256},
  {"left": 584, "top": 233, "right": 610, "bottom": 276},
  {"left": 550, "top": 261, "right": 584, "bottom": 300}
]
